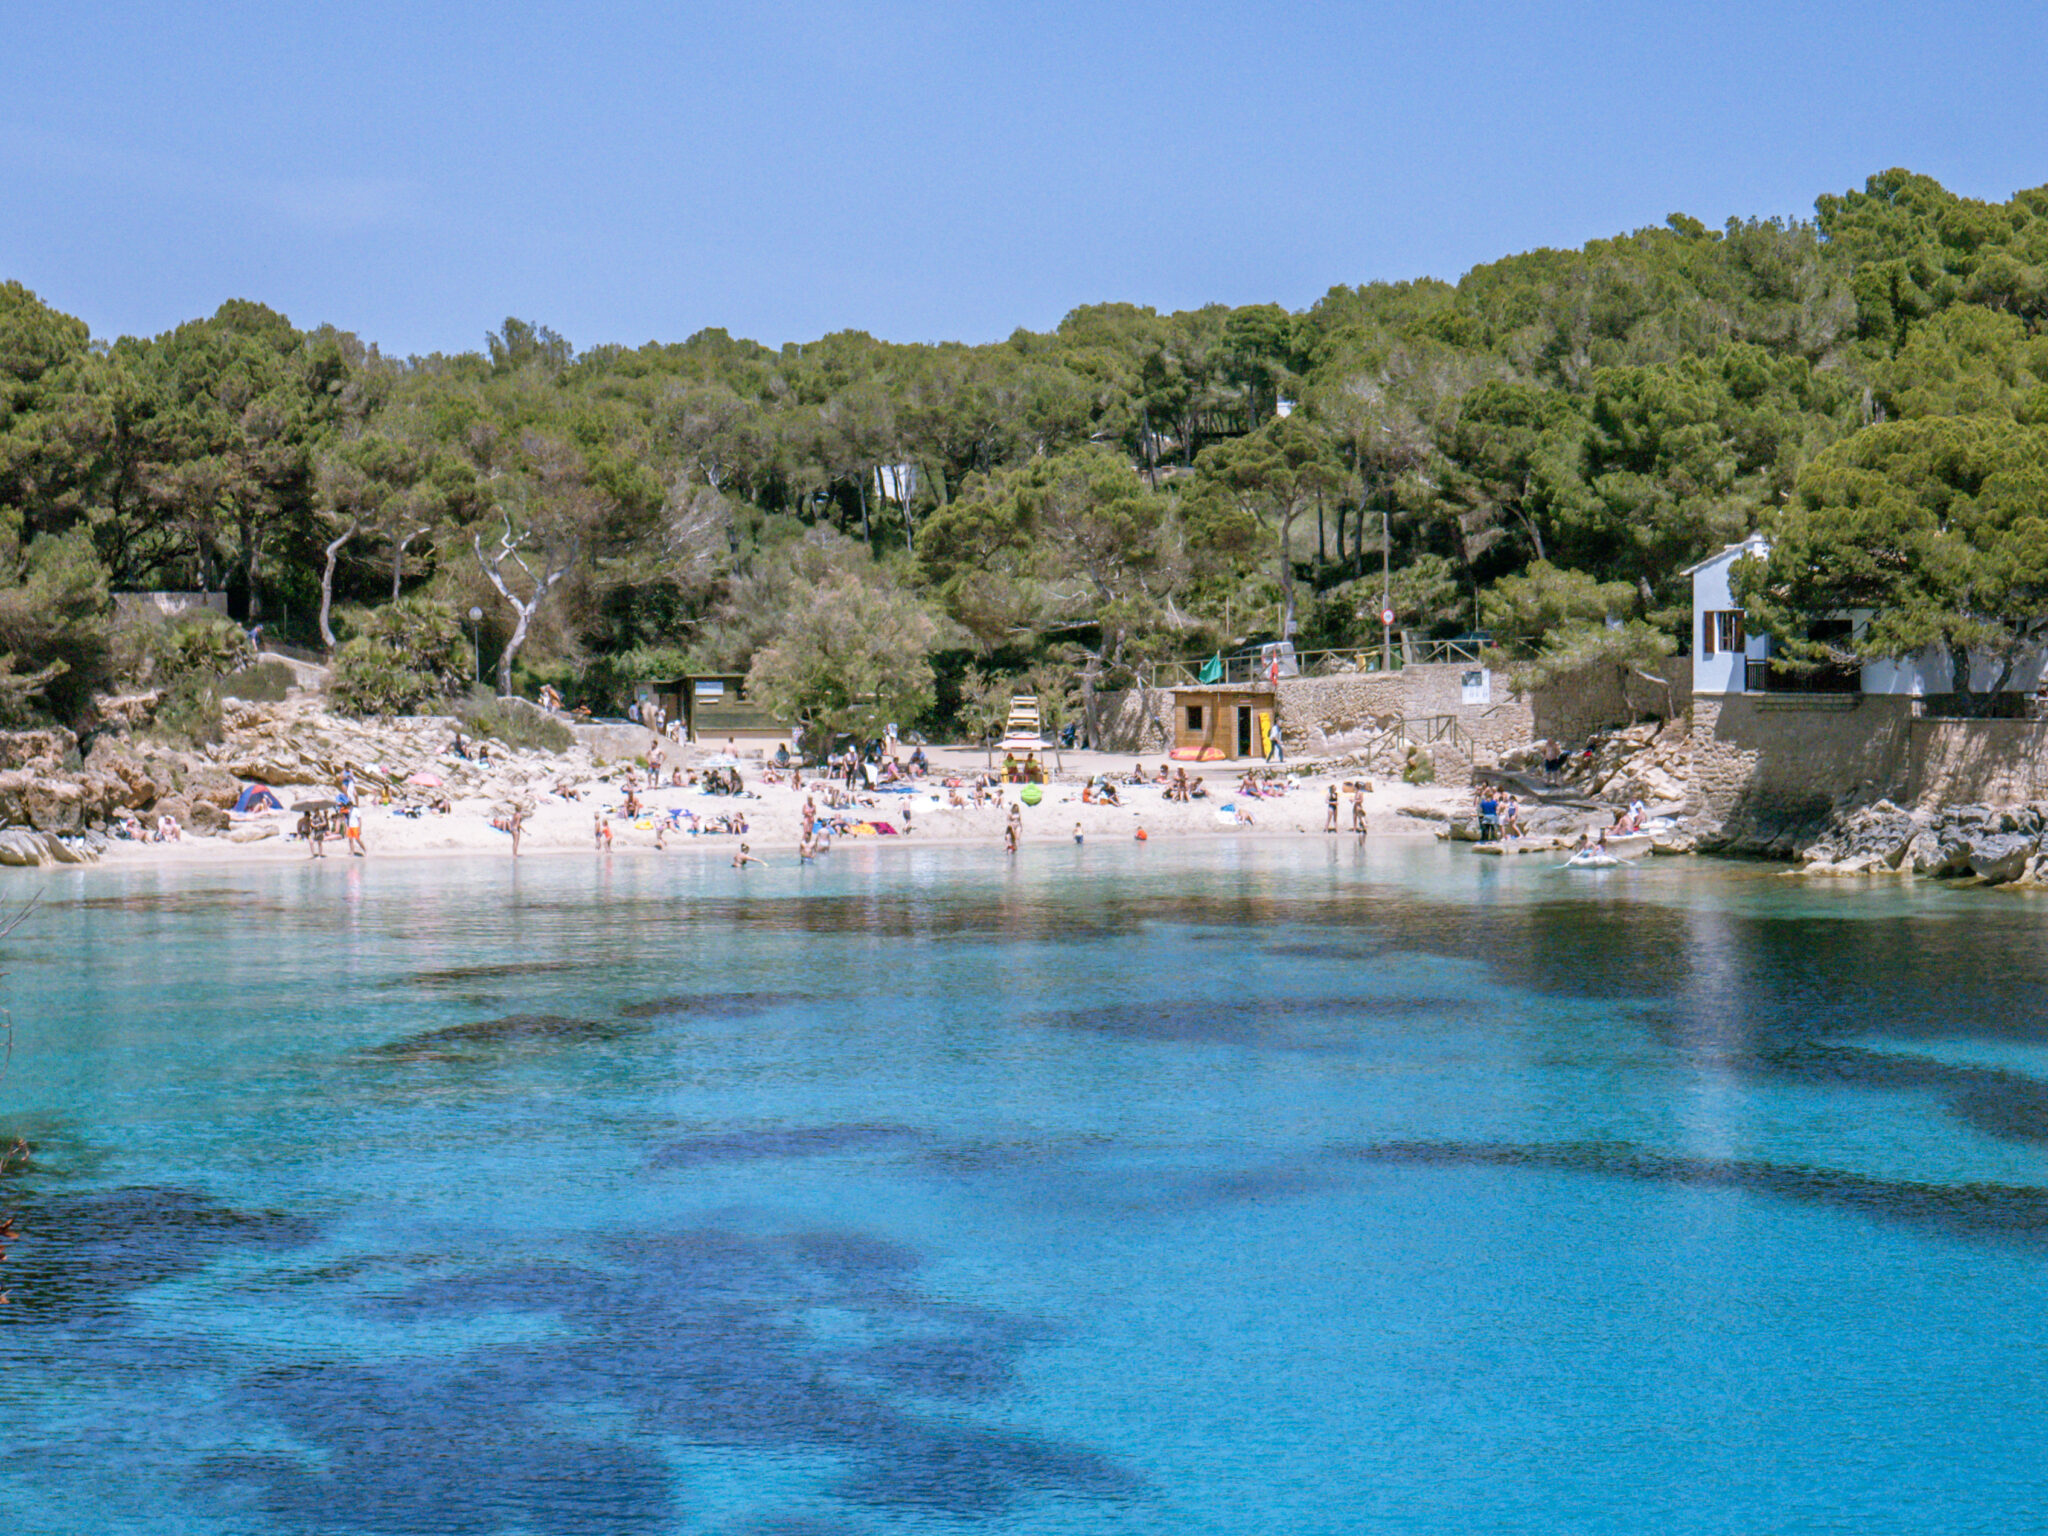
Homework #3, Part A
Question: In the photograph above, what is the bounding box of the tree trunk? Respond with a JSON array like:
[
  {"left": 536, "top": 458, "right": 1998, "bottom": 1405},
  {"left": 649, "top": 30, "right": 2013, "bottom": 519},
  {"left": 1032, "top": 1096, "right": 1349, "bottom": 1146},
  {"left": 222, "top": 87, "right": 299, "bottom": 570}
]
[
  {"left": 497, "top": 602, "right": 534, "bottom": 698},
  {"left": 391, "top": 526, "right": 426, "bottom": 601},
  {"left": 1079, "top": 653, "right": 1104, "bottom": 753},
  {"left": 318, "top": 521, "right": 358, "bottom": 651},
  {"left": 475, "top": 523, "right": 576, "bottom": 701},
  {"left": 1278, "top": 509, "right": 1297, "bottom": 638}
]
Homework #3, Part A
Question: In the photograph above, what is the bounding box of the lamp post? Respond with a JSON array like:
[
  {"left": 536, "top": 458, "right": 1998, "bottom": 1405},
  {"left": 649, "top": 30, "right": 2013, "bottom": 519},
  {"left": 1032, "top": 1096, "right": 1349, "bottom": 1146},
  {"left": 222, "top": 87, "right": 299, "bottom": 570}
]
[
  {"left": 1380, "top": 510, "right": 1392, "bottom": 674},
  {"left": 468, "top": 607, "right": 483, "bottom": 687}
]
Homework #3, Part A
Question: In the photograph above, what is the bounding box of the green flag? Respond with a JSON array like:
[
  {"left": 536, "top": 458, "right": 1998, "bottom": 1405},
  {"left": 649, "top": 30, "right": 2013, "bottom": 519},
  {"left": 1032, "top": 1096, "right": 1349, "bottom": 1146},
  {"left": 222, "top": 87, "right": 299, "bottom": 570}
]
[{"left": 1196, "top": 653, "right": 1223, "bottom": 684}]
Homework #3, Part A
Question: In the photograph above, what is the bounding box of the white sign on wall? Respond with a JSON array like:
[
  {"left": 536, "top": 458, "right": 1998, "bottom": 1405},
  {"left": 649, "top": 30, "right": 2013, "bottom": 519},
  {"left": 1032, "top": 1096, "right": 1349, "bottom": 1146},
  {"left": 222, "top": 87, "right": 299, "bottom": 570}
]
[{"left": 1461, "top": 669, "right": 1491, "bottom": 706}]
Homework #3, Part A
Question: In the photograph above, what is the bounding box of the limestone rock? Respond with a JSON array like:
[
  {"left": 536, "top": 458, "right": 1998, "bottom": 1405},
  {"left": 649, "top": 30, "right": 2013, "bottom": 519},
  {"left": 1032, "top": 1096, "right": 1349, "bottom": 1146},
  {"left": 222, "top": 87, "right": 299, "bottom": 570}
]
[
  {"left": 0, "top": 827, "right": 90, "bottom": 866},
  {"left": 186, "top": 799, "right": 230, "bottom": 835},
  {"left": 1966, "top": 830, "right": 2039, "bottom": 885},
  {"left": 185, "top": 765, "right": 241, "bottom": 809},
  {"left": 83, "top": 738, "right": 176, "bottom": 807},
  {"left": 0, "top": 727, "right": 78, "bottom": 771},
  {"left": 227, "top": 822, "right": 279, "bottom": 843},
  {"left": 1799, "top": 801, "right": 1921, "bottom": 872},
  {"left": 0, "top": 828, "right": 49, "bottom": 866},
  {"left": 22, "top": 775, "right": 86, "bottom": 832},
  {"left": 90, "top": 692, "right": 162, "bottom": 732}
]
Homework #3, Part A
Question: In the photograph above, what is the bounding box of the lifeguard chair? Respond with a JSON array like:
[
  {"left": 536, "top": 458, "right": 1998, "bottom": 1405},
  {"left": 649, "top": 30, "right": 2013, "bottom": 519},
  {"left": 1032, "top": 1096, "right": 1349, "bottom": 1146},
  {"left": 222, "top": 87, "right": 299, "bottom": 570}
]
[{"left": 998, "top": 694, "right": 1046, "bottom": 750}]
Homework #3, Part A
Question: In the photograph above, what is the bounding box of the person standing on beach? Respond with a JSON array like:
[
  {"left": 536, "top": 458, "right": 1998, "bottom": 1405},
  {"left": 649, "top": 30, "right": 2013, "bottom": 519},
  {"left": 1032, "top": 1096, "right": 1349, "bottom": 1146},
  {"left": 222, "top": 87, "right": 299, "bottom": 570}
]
[
  {"left": 1265, "top": 718, "right": 1285, "bottom": 763},
  {"left": 300, "top": 810, "right": 324, "bottom": 858},
  {"left": 593, "top": 810, "right": 604, "bottom": 850},
  {"left": 509, "top": 807, "right": 525, "bottom": 857},
  {"left": 1352, "top": 787, "right": 1368, "bottom": 836},
  {"left": 1325, "top": 784, "right": 1339, "bottom": 833},
  {"left": 345, "top": 804, "right": 364, "bottom": 857}
]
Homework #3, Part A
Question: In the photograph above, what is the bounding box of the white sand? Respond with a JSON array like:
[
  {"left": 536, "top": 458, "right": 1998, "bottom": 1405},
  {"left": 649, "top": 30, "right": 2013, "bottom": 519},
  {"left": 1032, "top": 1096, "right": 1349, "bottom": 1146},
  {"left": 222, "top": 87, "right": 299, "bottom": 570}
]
[{"left": 99, "top": 742, "right": 1472, "bottom": 869}]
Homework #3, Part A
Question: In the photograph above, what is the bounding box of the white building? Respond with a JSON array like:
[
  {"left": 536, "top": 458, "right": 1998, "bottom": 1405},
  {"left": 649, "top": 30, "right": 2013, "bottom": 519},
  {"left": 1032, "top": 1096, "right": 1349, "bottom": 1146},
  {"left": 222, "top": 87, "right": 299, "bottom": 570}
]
[
  {"left": 1684, "top": 539, "right": 1772, "bottom": 696},
  {"left": 1687, "top": 538, "right": 2048, "bottom": 699}
]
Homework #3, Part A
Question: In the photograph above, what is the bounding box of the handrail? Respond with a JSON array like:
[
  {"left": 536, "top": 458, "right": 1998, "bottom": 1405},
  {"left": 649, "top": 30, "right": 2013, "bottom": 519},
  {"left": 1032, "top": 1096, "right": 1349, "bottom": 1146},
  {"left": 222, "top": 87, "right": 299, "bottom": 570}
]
[{"left": 1151, "top": 639, "right": 1499, "bottom": 688}]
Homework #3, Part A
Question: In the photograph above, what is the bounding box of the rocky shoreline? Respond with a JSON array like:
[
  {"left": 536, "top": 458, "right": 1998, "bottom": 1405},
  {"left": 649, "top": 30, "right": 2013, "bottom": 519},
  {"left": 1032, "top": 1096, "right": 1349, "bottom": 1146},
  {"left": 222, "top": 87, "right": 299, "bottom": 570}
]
[{"left": 0, "top": 696, "right": 610, "bottom": 867}]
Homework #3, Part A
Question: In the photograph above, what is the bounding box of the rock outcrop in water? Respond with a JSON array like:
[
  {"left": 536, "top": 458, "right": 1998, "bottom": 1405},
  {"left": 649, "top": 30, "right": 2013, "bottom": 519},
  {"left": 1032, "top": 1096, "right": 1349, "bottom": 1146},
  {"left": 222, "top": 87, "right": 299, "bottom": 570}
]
[{"left": 1796, "top": 799, "right": 2048, "bottom": 885}]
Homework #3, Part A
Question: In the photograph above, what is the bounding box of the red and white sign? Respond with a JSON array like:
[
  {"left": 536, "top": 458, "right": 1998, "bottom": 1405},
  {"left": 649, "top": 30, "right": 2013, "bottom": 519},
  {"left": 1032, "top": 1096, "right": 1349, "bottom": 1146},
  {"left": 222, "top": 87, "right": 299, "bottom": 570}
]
[{"left": 1380, "top": 608, "right": 1395, "bottom": 626}]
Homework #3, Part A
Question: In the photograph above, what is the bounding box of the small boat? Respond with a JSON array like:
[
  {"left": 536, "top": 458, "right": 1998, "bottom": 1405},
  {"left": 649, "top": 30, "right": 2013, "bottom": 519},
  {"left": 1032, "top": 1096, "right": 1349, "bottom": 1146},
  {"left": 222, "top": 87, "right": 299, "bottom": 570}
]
[{"left": 1564, "top": 848, "right": 1626, "bottom": 869}]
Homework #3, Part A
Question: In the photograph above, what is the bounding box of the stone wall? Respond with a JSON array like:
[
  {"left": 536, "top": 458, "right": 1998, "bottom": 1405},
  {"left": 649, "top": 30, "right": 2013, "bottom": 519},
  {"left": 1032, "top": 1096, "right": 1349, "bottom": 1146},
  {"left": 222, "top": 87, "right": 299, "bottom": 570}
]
[
  {"left": 1908, "top": 719, "right": 2048, "bottom": 807},
  {"left": 1397, "top": 662, "right": 1536, "bottom": 766},
  {"left": 112, "top": 591, "right": 229, "bottom": 625},
  {"left": 1690, "top": 694, "right": 1916, "bottom": 834},
  {"left": 1104, "top": 658, "right": 1677, "bottom": 781},
  {"left": 1530, "top": 657, "right": 1692, "bottom": 746},
  {"left": 1276, "top": 672, "right": 1408, "bottom": 755}
]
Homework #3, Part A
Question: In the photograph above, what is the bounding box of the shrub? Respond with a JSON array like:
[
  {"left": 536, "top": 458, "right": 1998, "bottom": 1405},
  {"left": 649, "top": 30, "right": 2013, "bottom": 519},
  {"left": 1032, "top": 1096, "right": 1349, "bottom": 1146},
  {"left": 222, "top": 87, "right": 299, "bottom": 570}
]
[
  {"left": 458, "top": 694, "right": 572, "bottom": 754},
  {"left": 151, "top": 674, "right": 225, "bottom": 748},
  {"left": 0, "top": 525, "right": 114, "bottom": 723},
  {"left": 151, "top": 613, "right": 254, "bottom": 686},
  {"left": 326, "top": 599, "right": 469, "bottom": 717}
]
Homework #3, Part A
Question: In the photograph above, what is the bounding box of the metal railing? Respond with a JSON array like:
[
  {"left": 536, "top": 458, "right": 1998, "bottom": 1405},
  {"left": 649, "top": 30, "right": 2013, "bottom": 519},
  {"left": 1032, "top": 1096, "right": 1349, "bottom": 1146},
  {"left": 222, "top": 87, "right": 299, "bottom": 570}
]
[
  {"left": 1402, "top": 713, "right": 1477, "bottom": 760},
  {"left": 1151, "top": 638, "right": 1497, "bottom": 688}
]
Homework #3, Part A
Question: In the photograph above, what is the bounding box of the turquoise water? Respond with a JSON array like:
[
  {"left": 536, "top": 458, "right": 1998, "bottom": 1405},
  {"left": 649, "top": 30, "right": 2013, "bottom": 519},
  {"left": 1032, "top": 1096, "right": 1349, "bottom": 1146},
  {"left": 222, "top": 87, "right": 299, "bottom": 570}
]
[{"left": 3, "top": 840, "right": 2048, "bottom": 1533}]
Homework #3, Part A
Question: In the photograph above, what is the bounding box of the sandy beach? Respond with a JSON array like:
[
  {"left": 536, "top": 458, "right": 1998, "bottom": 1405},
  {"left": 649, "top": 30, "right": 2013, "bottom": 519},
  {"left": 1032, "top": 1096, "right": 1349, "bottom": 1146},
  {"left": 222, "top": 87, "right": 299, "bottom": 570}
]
[{"left": 97, "top": 739, "right": 1475, "bottom": 869}]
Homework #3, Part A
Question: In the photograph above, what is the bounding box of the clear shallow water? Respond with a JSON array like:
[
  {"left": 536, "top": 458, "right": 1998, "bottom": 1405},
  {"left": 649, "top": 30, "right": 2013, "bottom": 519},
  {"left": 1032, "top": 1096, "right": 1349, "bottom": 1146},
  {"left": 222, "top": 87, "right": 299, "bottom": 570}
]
[{"left": 3, "top": 840, "right": 2048, "bottom": 1533}]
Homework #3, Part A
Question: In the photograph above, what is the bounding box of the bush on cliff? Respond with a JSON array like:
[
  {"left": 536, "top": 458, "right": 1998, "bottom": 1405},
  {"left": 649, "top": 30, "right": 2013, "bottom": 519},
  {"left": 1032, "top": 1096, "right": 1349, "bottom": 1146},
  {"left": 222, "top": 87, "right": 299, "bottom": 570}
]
[
  {"left": 458, "top": 690, "right": 572, "bottom": 754},
  {"left": 327, "top": 600, "right": 469, "bottom": 717},
  {"left": 147, "top": 614, "right": 253, "bottom": 687},
  {"left": 0, "top": 524, "right": 113, "bottom": 725}
]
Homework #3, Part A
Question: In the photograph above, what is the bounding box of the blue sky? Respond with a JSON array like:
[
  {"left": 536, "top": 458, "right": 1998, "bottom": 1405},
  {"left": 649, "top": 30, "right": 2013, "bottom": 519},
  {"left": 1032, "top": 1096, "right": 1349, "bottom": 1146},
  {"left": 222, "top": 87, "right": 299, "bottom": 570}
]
[{"left": 4, "top": 0, "right": 2044, "bottom": 357}]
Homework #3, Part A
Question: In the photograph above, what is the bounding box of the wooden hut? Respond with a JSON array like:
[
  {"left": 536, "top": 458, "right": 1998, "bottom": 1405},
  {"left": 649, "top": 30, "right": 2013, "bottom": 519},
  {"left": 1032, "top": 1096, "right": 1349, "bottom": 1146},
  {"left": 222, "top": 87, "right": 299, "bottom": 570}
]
[
  {"left": 639, "top": 675, "right": 789, "bottom": 750},
  {"left": 1167, "top": 684, "right": 1278, "bottom": 760}
]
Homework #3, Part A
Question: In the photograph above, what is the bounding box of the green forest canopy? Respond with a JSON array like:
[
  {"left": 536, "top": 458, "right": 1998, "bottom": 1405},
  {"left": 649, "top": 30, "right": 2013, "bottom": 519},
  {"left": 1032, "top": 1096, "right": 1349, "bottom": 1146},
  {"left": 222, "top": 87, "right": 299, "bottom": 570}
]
[{"left": 3, "top": 166, "right": 2046, "bottom": 733}]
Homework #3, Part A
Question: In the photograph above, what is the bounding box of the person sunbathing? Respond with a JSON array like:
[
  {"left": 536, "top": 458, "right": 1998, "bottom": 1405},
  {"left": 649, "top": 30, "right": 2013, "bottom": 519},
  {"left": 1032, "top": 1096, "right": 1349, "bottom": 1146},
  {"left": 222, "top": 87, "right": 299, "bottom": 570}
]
[{"left": 1097, "top": 780, "right": 1122, "bottom": 806}]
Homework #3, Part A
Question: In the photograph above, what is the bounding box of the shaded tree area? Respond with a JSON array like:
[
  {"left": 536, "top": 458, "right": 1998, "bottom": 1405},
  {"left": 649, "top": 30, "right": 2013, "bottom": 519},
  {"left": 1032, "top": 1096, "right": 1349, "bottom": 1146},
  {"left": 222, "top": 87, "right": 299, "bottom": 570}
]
[{"left": 3, "top": 167, "right": 2047, "bottom": 729}]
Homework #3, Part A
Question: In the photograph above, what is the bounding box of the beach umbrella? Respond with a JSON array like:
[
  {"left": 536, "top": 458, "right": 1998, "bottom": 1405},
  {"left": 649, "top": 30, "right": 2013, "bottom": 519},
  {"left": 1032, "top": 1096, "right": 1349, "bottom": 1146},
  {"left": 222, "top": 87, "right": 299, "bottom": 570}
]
[
  {"left": 405, "top": 772, "right": 443, "bottom": 787},
  {"left": 291, "top": 799, "right": 335, "bottom": 813}
]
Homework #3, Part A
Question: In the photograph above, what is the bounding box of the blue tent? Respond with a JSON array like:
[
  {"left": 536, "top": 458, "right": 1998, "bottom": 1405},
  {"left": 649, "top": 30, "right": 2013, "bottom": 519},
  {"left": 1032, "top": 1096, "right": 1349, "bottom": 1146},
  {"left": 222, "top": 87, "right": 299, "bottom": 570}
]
[{"left": 233, "top": 783, "right": 282, "bottom": 814}]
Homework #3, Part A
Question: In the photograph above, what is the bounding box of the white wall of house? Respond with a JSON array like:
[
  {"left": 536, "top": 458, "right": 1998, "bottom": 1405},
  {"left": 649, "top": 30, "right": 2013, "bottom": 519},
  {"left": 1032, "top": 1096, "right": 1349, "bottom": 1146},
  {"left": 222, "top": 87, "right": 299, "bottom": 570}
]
[
  {"left": 1689, "top": 542, "right": 1769, "bottom": 695},
  {"left": 1864, "top": 645, "right": 2048, "bottom": 695},
  {"left": 1691, "top": 538, "right": 2048, "bottom": 698}
]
